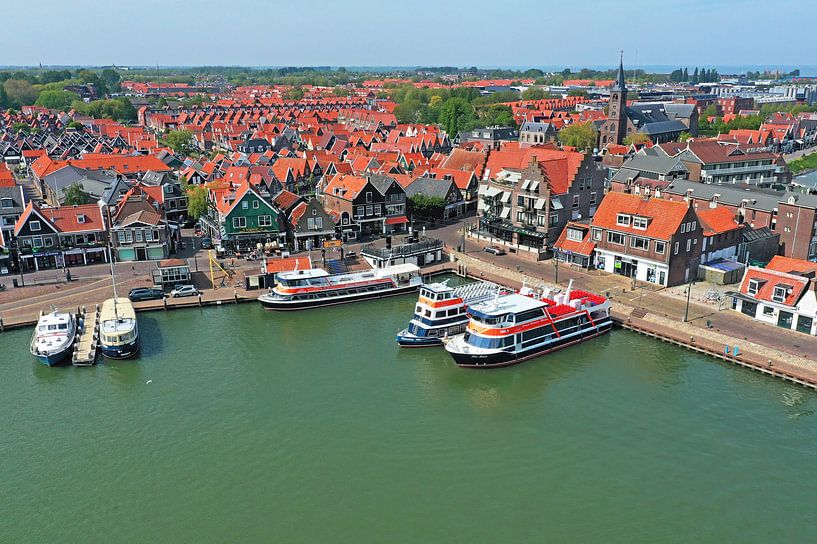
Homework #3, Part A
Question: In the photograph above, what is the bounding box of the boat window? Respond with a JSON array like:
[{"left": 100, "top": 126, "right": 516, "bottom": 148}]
[
  {"left": 424, "top": 309, "right": 431, "bottom": 317},
  {"left": 515, "top": 309, "right": 546, "bottom": 323},
  {"left": 59, "top": 324, "right": 67, "bottom": 330}
]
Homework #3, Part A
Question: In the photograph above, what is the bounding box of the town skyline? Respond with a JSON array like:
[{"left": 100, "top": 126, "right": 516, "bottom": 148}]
[{"left": 2, "top": 0, "right": 815, "bottom": 67}]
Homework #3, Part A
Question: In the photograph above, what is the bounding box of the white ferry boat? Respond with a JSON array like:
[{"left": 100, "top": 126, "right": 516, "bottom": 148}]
[
  {"left": 444, "top": 280, "right": 612, "bottom": 368},
  {"left": 396, "top": 280, "right": 508, "bottom": 347},
  {"left": 30, "top": 309, "right": 78, "bottom": 366},
  {"left": 99, "top": 297, "right": 140, "bottom": 359},
  {"left": 259, "top": 263, "right": 423, "bottom": 310}
]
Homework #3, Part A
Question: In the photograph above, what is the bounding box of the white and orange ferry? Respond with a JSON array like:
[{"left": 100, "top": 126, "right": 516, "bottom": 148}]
[
  {"left": 259, "top": 263, "right": 422, "bottom": 310},
  {"left": 443, "top": 280, "right": 612, "bottom": 368}
]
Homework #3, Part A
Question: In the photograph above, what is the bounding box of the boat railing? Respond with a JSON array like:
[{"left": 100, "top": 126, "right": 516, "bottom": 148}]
[{"left": 453, "top": 281, "right": 504, "bottom": 305}]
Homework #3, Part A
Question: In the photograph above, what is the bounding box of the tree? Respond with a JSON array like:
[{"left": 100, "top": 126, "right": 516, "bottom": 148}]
[
  {"left": 623, "top": 133, "right": 651, "bottom": 146},
  {"left": 679, "top": 132, "right": 692, "bottom": 143},
  {"left": 3, "top": 79, "right": 39, "bottom": 108},
  {"left": 332, "top": 87, "right": 348, "bottom": 97},
  {"left": 567, "top": 89, "right": 588, "bottom": 97},
  {"left": 101, "top": 69, "right": 121, "bottom": 92},
  {"left": 63, "top": 182, "right": 91, "bottom": 206},
  {"left": 408, "top": 194, "right": 446, "bottom": 221},
  {"left": 35, "top": 90, "right": 79, "bottom": 111},
  {"left": 286, "top": 87, "right": 304, "bottom": 100},
  {"left": 164, "top": 129, "right": 196, "bottom": 157},
  {"left": 438, "top": 97, "right": 475, "bottom": 136},
  {"left": 702, "top": 104, "right": 719, "bottom": 119},
  {"left": 186, "top": 185, "right": 208, "bottom": 220},
  {"left": 521, "top": 87, "right": 548, "bottom": 100},
  {"left": 558, "top": 123, "right": 597, "bottom": 151}
]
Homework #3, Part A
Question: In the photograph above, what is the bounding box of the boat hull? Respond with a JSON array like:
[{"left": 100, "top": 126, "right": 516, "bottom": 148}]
[
  {"left": 395, "top": 332, "right": 444, "bottom": 348},
  {"left": 450, "top": 320, "right": 613, "bottom": 369},
  {"left": 100, "top": 337, "right": 141, "bottom": 360},
  {"left": 35, "top": 348, "right": 73, "bottom": 367},
  {"left": 260, "top": 284, "right": 419, "bottom": 311}
]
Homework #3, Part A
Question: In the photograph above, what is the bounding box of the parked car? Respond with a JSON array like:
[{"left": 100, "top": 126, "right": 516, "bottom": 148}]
[
  {"left": 200, "top": 237, "right": 214, "bottom": 250},
  {"left": 483, "top": 246, "right": 507, "bottom": 256},
  {"left": 170, "top": 284, "right": 200, "bottom": 298},
  {"left": 128, "top": 287, "right": 166, "bottom": 302}
]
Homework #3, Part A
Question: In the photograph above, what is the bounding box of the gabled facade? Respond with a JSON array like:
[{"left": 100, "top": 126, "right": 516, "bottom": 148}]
[
  {"left": 203, "top": 182, "right": 285, "bottom": 251},
  {"left": 287, "top": 197, "right": 336, "bottom": 251}
]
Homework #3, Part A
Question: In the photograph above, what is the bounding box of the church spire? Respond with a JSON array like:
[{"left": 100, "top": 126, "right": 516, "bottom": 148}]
[{"left": 614, "top": 50, "right": 626, "bottom": 91}]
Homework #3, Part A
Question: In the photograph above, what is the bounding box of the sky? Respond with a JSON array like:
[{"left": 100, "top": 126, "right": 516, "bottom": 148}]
[{"left": 1, "top": 0, "right": 816, "bottom": 70}]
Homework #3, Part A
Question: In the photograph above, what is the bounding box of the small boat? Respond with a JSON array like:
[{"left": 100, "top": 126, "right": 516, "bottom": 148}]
[
  {"left": 443, "top": 280, "right": 612, "bottom": 368},
  {"left": 259, "top": 263, "right": 423, "bottom": 310},
  {"left": 30, "top": 310, "right": 78, "bottom": 366},
  {"left": 99, "top": 297, "right": 140, "bottom": 359},
  {"left": 396, "top": 280, "right": 508, "bottom": 347}
]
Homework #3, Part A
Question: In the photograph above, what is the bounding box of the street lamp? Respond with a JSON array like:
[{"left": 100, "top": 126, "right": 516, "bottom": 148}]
[
  {"left": 553, "top": 252, "right": 559, "bottom": 285},
  {"left": 683, "top": 258, "right": 700, "bottom": 323}
]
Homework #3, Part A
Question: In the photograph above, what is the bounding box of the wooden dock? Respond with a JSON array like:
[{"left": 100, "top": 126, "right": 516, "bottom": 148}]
[{"left": 72, "top": 306, "right": 99, "bottom": 366}]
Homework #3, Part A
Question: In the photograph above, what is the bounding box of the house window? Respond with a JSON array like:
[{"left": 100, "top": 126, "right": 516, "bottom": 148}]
[
  {"left": 233, "top": 216, "right": 246, "bottom": 229},
  {"left": 365, "top": 192, "right": 373, "bottom": 203},
  {"left": 44, "top": 238, "right": 53, "bottom": 247},
  {"left": 252, "top": 200, "right": 260, "bottom": 209},
  {"left": 655, "top": 241, "right": 665, "bottom": 254},
  {"left": 242, "top": 201, "right": 248, "bottom": 209},
  {"left": 125, "top": 231, "right": 132, "bottom": 243},
  {"left": 566, "top": 228, "right": 583, "bottom": 242},
  {"left": 30, "top": 220, "right": 41, "bottom": 232},
  {"left": 674, "top": 241, "right": 679, "bottom": 255},
  {"left": 632, "top": 217, "right": 648, "bottom": 230},
  {"left": 631, "top": 237, "right": 649, "bottom": 250},
  {"left": 315, "top": 217, "right": 323, "bottom": 229},
  {"left": 607, "top": 232, "right": 625, "bottom": 245},
  {"left": 691, "top": 221, "right": 697, "bottom": 230},
  {"left": 762, "top": 306, "right": 775, "bottom": 317},
  {"left": 590, "top": 192, "right": 597, "bottom": 205},
  {"left": 1, "top": 198, "right": 13, "bottom": 208},
  {"left": 549, "top": 213, "right": 559, "bottom": 227},
  {"left": 616, "top": 214, "right": 630, "bottom": 227},
  {"left": 366, "top": 205, "right": 373, "bottom": 216},
  {"left": 135, "top": 230, "right": 143, "bottom": 242},
  {"left": 307, "top": 218, "right": 315, "bottom": 230},
  {"left": 258, "top": 215, "right": 272, "bottom": 227},
  {"left": 118, "top": 231, "right": 126, "bottom": 244},
  {"left": 772, "top": 286, "right": 787, "bottom": 303},
  {"left": 681, "top": 223, "right": 686, "bottom": 233},
  {"left": 77, "top": 214, "right": 85, "bottom": 224},
  {"left": 686, "top": 239, "right": 692, "bottom": 252},
  {"left": 32, "top": 235, "right": 43, "bottom": 247},
  {"left": 572, "top": 195, "right": 580, "bottom": 209},
  {"left": 592, "top": 228, "right": 602, "bottom": 241},
  {"left": 356, "top": 206, "right": 364, "bottom": 217},
  {"left": 747, "top": 280, "right": 759, "bottom": 295},
  {"left": 374, "top": 204, "right": 381, "bottom": 215}
]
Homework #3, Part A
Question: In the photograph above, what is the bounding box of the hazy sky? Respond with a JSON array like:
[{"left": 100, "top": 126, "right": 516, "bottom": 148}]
[{"left": 2, "top": 0, "right": 815, "bottom": 68}]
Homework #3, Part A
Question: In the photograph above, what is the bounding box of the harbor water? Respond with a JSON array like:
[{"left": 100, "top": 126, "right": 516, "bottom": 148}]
[{"left": 2, "top": 295, "right": 816, "bottom": 542}]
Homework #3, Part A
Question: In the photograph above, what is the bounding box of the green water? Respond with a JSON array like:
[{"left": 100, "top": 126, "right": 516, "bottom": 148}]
[{"left": 2, "top": 295, "right": 816, "bottom": 543}]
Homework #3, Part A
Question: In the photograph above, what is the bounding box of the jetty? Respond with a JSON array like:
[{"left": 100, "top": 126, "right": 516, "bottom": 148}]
[{"left": 72, "top": 306, "right": 99, "bottom": 366}]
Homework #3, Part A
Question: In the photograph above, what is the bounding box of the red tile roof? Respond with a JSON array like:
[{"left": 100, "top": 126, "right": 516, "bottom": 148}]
[
  {"left": 263, "top": 256, "right": 312, "bottom": 274},
  {"left": 592, "top": 192, "right": 692, "bottom": 241},
  {"left": 696, "top": 206, "right": 740, "bottom": 236},
  {"left": 739, "top": 267, "right": 810, "bottom": 307},
  {"left": 554, "top": 222, "right": 596, "bottom": 256},
  {"left": 765, "top": 255, "right": 817, "bottom": 276}
]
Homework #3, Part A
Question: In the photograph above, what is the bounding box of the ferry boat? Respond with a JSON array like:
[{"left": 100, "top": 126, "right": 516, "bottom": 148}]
[
  {"left": 396, "top": 280, "right": 508, "bottom": 347},
  {"left": 259, "top": 263, "right": 423, "bottom": 310},
  {"left": 99, "top": 297, "right": 140, "bottom": 359},
  {"left": 444, "top": 280, "right": 612, "bottom": 368},
  {"left": 30, "top": 309, "right": 78, "bottom": 366}
]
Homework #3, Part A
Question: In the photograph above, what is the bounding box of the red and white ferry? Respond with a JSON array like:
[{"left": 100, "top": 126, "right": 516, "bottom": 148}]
[
  {"left": 258, "top": 263, "right": 422, "bottom": 310},
  {"left": 443, "top": 280, "right": 612, "bottom": 368}
]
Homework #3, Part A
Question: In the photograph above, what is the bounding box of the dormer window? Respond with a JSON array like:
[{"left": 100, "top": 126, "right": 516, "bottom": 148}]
[
  {"left": 772, "top": 285, "right": 790, "bottom": 303},
  {"left": 747, "top": 279, "right": 763, "bottom": 296},
  {"left": 77, "top": 214, "right": 86, "bottom": 224},
  {"left": 30, "top": 220, "right": 41, "bottom": 232},
  {"left": 616, "top": 214, "right": 630, "bottom": 227},
  {"left": 632, "top": 217, "right": 648, "bottom": 230}
]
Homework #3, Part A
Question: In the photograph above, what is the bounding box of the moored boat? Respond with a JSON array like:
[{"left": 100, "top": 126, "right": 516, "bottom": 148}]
[
  {"left": 30, "top": 310, "right": 78, "bottom": 366},
  {"left": 99, "top": 297, "right": 140, "bottom": 359},
  {"left": 396, "top": 280, "right": 508, "bottom": 347},
  {"left": 443, "top": 280, "right": 612, "bottom": 368},
  {"left": 259, "top": 263, "right": 423, "bottom": 310}
]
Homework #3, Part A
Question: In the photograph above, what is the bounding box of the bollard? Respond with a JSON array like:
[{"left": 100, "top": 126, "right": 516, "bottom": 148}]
[
  {"left": 0, "top": 316, "right": 3, "bottom": 333},
  {"left": 163, "top": 297, "right": 168, "bottom": 310},
  {"left": 198, "top": 293, "right": 203, "bottom": 307},
  {"left": 234, "top": 289, "right": 238, "bottom": 303}
]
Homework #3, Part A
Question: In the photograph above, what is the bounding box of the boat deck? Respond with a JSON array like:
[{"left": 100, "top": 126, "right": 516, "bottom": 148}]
[{"left": 72, "top": 307, "right": 99, "bottom": 366}]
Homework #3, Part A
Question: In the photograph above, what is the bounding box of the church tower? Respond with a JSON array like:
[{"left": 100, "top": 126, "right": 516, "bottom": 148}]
[{"left": 601, "top": 52, "right": 628, "bottom": 146}]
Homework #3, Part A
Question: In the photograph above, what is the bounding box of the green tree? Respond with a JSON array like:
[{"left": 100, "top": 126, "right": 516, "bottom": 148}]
[
  {"left": 567, "top": 89, "right": 588, "bottom": 97},
  {"left": 164, "top": 129, "right": 196, "bottom": 157},
  {"left": 557, "top": 123, "right": 597, "bottom": 151},
  {"left": 35, "top": 90, "right": 79, "bottom": 111},
  {"left": 332, "top": 87, "right": 349, "bottom": 97},
  {"left": 438, "top": 97, "right": 475, "bottom": 136},
  {"left": 702, "top": 104, "right": 719, "bottom": 119},
  {"left": 521, "top": 87, "right": 548, "bottom": 100},
  {"left": 408, "top": 194, "right": 446, "bottom": 221},
  {"left": 679, "top": 132, "right": 692, "bottom": 143},
  {"left": 101, "top": 69, "right": 121, "bottom": 92},
  {"left": 63, "top": 182, "right": 91, "bottom": 205},
  {"left": 186, "top": 185, "right": 208, "bottom": 220},
  {"left": 286, "top": 87, "right": 304, "bottom": 100},
  {"left": 3, "top": 79, "right": 39, "bottom": 108}
]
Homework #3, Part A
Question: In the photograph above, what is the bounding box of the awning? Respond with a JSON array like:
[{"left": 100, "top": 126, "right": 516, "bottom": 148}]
[
  {"left": 500, "top": 191, "right": 512, "bottom": 203},
  {"left": 477, "top": 200, "right": 488, "bottom": 211},
  {"left": 520, "top": 179, "right": 531, "bottom": 191},
  {"left": 529, "top": 181, "right": 540, "bottom": 192},
  {"left": 534, "top": 198, "right": 546, "bottom": 210},
  {"left": 550, "top": 197, "right": 563, "bottom": 210},
  {"left": 484, "top": 186, "right": 502, "bottom": 198},
  {"left": 385, "top": 215, "right": 409, "bottom": 225},
  {"left": 500, "top": 207, "right": 511, "bottom": 219}
]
